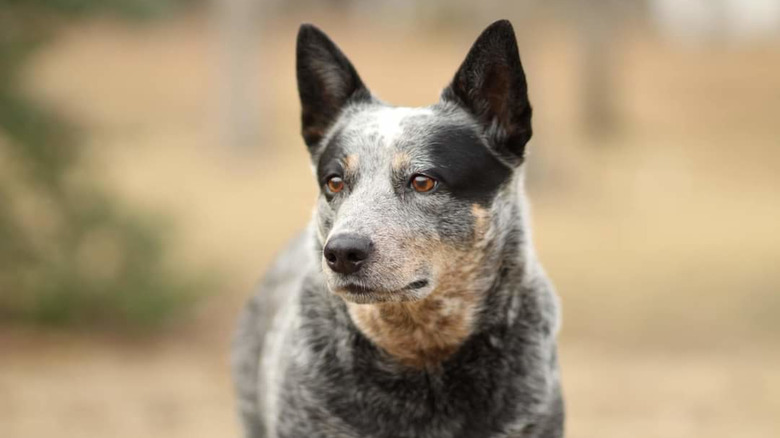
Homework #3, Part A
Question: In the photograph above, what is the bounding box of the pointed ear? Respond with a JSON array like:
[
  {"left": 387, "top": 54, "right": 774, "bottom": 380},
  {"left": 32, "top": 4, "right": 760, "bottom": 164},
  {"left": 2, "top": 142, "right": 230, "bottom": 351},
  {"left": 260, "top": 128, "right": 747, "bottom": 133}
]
[
  {"left": 441, "top": 20, "right": 532, "bottom": 164},
  {"left": 296, "top": 24, "right": 371, "bottom": 149}
]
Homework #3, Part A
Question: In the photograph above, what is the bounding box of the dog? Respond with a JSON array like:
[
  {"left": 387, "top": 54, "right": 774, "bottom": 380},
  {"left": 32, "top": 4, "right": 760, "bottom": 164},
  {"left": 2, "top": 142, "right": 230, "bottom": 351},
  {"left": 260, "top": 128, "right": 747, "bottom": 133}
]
[{"left": 232, "top": 19, "right": 564, "bottom": 438}]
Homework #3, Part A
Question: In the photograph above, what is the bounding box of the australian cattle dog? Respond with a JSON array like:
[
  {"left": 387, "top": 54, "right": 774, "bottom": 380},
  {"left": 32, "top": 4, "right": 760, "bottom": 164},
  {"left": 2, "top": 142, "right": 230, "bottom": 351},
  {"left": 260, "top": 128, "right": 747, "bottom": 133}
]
[{"left": 232, "top": 19, "right": 564, "bottom": 438}]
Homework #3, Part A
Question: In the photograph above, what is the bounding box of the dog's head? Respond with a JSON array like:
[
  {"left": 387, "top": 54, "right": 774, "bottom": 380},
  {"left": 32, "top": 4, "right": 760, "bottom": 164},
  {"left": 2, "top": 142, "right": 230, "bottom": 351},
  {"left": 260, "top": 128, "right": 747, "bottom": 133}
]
[{"left": 297, "top": 20, "right": 532, "bottom": 304}]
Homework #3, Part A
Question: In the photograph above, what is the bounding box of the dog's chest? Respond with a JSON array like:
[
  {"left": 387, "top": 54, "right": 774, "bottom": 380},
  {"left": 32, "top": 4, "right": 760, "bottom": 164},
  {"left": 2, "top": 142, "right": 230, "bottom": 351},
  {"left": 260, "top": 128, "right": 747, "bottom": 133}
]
[{"left": 268, "top": 328, "right": 539, "bottom": 438}]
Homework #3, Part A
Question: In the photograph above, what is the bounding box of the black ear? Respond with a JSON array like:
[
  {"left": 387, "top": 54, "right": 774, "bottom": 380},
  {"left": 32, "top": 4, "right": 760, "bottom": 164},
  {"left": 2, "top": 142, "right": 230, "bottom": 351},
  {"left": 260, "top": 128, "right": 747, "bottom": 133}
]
[
  {"left": 296, "top": 24, "right": 371, "bottom": 149},
  {"left": 441, "top": 20, "right": 532, "bottom": 164}
]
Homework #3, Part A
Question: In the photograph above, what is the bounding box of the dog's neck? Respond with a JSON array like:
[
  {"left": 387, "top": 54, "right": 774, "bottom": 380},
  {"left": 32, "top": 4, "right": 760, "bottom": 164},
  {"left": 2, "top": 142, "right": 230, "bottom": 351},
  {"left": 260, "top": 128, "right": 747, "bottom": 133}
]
[
  {"left": 346, "top": 280, "right": 484, "bottom": 369},
  {"left": 345, "top": 192, "right": 527, "bottom": 370}
]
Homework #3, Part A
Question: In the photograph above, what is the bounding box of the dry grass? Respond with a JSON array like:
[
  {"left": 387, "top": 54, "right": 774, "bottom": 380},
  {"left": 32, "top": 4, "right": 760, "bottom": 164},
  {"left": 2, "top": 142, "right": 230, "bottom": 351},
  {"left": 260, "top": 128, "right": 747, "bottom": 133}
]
[{"left": 2, "top": 13, "right": 779, "bottom": 438}]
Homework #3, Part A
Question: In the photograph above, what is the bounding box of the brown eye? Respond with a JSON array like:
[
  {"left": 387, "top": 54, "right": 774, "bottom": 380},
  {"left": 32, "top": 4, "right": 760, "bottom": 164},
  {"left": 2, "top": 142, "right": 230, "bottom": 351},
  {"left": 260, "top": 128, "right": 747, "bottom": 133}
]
[
  {"left": 326, "top": 176, "right": 344, "bottom": 194},
  {"left": 411, "top": 174, "right": 437, "bottom": 193}
]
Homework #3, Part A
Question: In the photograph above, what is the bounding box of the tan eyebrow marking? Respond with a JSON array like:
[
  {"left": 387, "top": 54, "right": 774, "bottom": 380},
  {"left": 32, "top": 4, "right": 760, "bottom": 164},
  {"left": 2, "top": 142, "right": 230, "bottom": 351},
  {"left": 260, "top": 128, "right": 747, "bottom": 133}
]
[
  {"left": 392, "top": 152, "right": 411, "bottom": 172},
  {"left": 344, "top": 154, "right": 359, "bottom": 174}
]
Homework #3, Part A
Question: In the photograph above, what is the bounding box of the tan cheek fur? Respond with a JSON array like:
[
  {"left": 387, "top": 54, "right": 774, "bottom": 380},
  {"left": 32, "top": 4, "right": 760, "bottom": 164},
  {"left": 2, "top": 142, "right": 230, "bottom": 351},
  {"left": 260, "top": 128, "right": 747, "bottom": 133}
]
[{"left": 347, "top": 204, "right": 493, "bottom": 369}]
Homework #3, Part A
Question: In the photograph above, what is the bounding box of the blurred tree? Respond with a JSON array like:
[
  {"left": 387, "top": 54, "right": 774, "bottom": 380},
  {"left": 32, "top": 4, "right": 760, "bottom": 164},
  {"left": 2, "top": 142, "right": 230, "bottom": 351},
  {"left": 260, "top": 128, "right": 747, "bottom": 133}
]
[
  {"left": 216, "top": 0, "right": 261, "bottom": 149},
  {"left": 0, "top": 0, "right": 209, "bottom": 329},
  {"left": 576, "top": 0, "right": 622, "bottom": 136},
  {"left": 552, "top": 0, "right": 648, "bottom": 138}
]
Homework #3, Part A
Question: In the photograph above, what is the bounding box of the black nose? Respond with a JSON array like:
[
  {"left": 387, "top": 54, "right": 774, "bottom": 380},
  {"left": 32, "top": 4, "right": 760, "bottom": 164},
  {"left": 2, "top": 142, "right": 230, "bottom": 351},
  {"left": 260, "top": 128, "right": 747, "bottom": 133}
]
[{"left": 323, "top": 234, "right": 372, "bottom": 275}]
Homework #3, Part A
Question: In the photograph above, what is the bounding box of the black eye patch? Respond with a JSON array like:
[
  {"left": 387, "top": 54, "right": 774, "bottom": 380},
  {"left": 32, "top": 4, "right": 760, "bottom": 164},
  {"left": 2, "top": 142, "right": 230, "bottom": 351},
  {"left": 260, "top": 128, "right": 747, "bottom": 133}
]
[
  {"left": 425, "top": 127, "right": 512, "bottom": 205},
  {"left": 316, "top": 131, "right": 346, "bottom": 185}
]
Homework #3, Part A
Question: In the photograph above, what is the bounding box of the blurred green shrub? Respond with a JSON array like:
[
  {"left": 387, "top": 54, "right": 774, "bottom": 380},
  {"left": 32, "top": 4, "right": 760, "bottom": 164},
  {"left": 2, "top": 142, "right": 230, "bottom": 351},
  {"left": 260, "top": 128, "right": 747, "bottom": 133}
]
[{"left": 0, "top": 0, "right": 210, "bottom": 330}]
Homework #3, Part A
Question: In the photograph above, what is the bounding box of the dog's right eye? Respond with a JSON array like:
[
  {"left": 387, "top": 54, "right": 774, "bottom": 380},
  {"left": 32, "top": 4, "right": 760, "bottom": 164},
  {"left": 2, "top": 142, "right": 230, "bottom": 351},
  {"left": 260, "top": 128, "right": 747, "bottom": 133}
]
[
  {"left": 325, "top": 176, "right": 345, "bottom": 194},
  {"left": 410, "top": 174, "right": 437, "bottom": 193}
]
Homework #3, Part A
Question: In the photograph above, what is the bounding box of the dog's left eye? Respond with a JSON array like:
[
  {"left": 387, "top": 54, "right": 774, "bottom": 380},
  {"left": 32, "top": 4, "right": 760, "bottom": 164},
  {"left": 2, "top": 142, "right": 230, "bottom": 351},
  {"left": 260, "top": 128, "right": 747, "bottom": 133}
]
[
  {"left": 410, "top": 174, "right": 437, "bottom": 193},
  {"left": 326, "top": 176, "right": 345, "bottom": 194}
]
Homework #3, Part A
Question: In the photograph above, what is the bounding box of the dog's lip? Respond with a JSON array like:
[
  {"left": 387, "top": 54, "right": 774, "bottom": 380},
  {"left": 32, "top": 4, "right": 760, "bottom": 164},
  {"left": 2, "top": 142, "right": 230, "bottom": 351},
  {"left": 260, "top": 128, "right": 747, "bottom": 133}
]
[
  {"left": 341, "top": 283, "right": 375, "bottom": 294},
  {"left": 339, "top": 279, "right": 429, "bottom": 294},
  {"left": 403, "top": 279, "right": 429, "bottom": 290}
]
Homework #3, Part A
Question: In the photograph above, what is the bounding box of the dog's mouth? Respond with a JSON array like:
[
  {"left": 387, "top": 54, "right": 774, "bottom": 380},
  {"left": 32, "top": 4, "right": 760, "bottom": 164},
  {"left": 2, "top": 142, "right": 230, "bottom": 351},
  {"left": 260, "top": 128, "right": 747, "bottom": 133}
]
[
  {"left": 340, "top": 283, "right": 375, "bottom": 294},
  {"left": 333, "top": 279, "right": 432, "bottom": 303},
  {"left": 341, "top": 279, "right": 429, "bottom": 295},
  {"left": 404, "top": 279, "right": 430, "bottom": 290}
]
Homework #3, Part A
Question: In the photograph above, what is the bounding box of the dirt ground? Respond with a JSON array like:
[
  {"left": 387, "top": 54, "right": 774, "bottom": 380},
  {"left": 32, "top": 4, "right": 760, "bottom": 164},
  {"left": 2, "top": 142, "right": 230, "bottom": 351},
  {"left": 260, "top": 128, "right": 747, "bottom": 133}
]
[
  {"left": 2, "top": 13, "right": 779, "bottom": 438},
  {"left": 3, "top": 330, "right": 778, "bottom": 438}
]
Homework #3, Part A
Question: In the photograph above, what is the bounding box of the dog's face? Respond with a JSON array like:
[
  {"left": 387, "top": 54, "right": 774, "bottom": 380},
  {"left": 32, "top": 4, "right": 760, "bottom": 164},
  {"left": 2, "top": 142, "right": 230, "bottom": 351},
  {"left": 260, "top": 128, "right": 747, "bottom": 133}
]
[{"left": 297, "top": 21, "right": 532, "bottom": 304}]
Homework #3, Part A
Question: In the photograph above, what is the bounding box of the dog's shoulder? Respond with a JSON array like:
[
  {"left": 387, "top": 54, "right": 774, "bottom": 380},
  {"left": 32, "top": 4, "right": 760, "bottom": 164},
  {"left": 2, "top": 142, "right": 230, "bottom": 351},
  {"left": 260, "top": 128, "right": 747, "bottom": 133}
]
[
  {"left": 234, "top": 228, "right": 315, "bottom": 348},
  {"left": 231, "top": 228, "right": 317, "bottom": 438}
]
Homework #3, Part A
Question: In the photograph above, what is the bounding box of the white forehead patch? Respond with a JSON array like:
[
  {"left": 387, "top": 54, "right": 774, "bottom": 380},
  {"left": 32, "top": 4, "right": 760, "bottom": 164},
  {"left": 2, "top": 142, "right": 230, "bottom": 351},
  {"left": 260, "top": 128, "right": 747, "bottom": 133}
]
[{"left": 356, "top": 106, "right": 433, "bottom": 148}]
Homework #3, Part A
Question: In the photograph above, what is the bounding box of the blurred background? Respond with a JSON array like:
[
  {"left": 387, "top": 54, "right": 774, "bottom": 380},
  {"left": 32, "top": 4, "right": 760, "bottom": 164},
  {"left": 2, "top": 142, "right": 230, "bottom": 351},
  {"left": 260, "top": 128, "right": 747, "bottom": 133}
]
[{"left": 1, "top": 0, "right": 779, "bottom": 437}]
